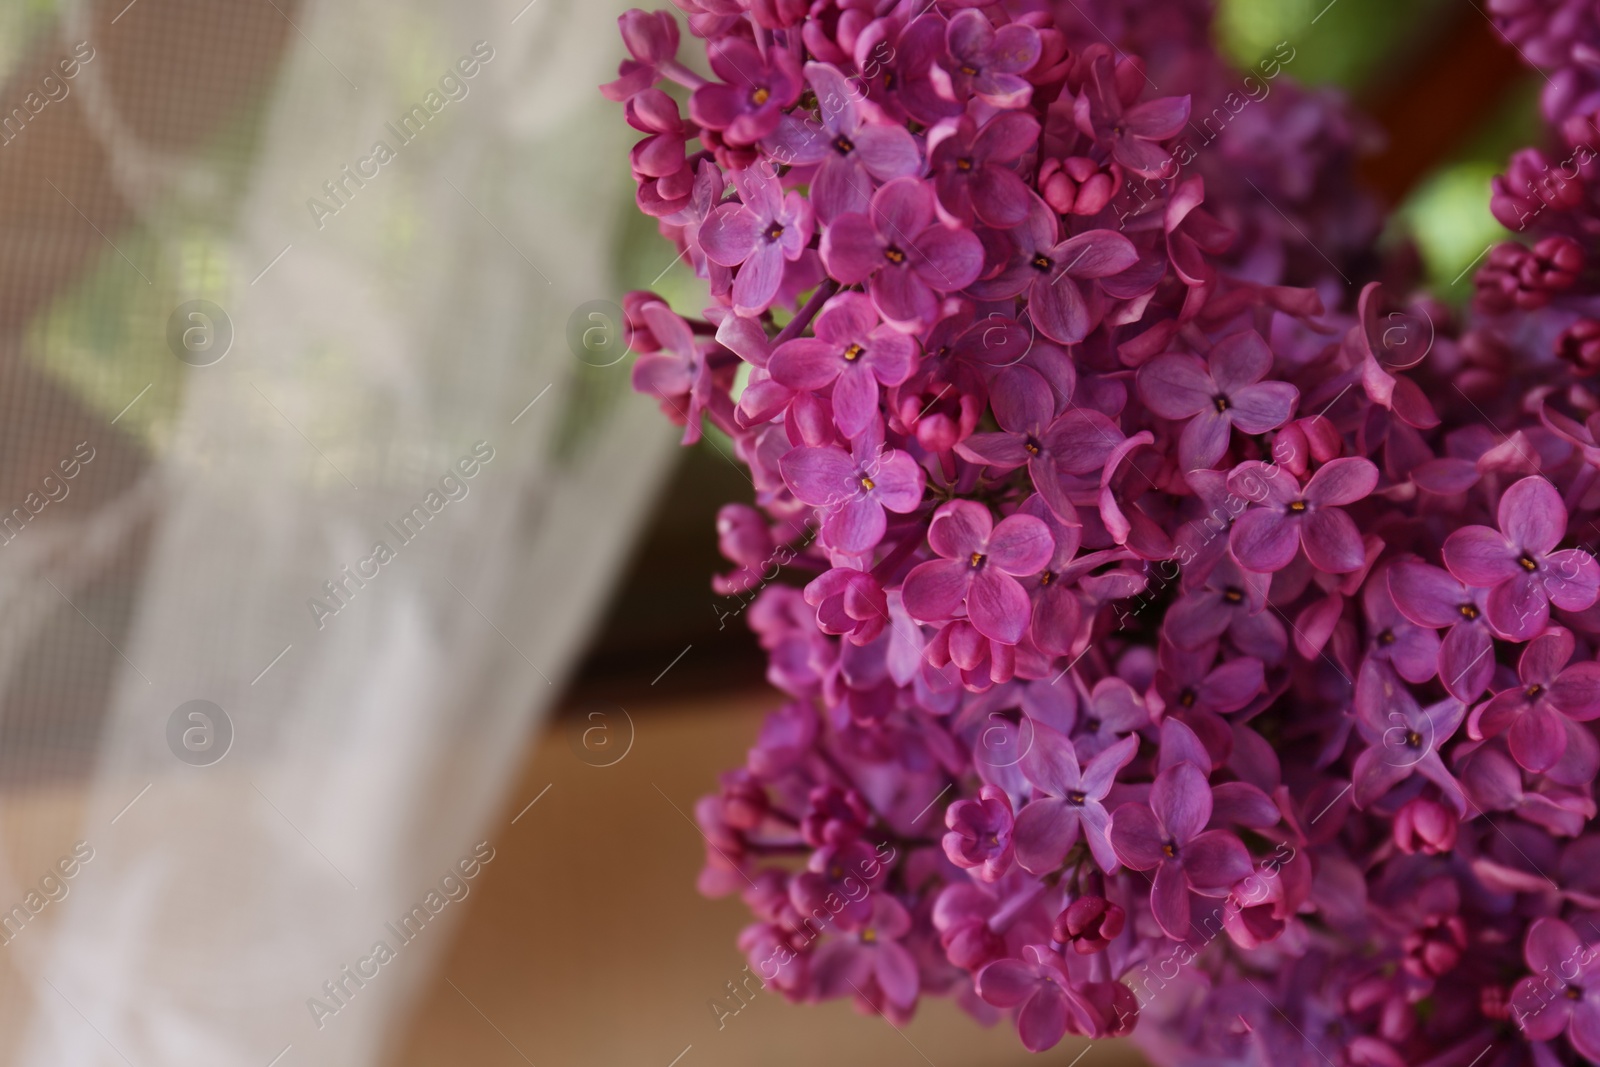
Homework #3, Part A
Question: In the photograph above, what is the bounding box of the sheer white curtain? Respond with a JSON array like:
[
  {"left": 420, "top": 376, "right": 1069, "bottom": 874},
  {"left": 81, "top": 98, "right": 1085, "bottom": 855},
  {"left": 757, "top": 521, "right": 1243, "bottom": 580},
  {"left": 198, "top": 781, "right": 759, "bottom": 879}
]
[{"left": 0, "top": 0, "right": 670, "bottom": 1063}]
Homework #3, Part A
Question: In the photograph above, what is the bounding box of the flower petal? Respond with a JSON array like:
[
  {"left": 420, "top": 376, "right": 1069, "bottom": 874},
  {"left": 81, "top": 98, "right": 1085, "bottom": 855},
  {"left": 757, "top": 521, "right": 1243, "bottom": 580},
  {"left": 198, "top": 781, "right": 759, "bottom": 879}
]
[
  {"left": 1108, "top": 803, "right": 1165, "bottom": 870},
  {"left": 1509, "top": 702, "right": 1568, "bottom": 772},
  {"left": 1231, "top": 508, "right": 1301, "bottom": 573},
  {"left": 780, "top": 445, "right": 854, "bottom": 505},
  {"left": 928, "top": 500, "right": 993, "bottom": 559},
  {"left": 1183, "top": 829, "right": 1252, "bottom": 890},
  {"left": 987, "top": 514, "right": 1055, "bottom": 575},
  {"left": 969, "top": 570, "right": 1033, "bottom": 644},
  {"left": 975, "top": 958, "right": 1039, "bottom": 1008},
  {"left": 1016, "top": 986, "right": 1070, "bottom": 1053},
  {"left": 1499, "top": 475, "right": 1566, "bottom": 556},
  {"left": 1442, "top": 526, "right": 1520, "bottom": 587},
  {"left": 1300, "top": 507, "right": 1367, "bottom": 574},
  {"left": 902, "top": 559, "right": 971, "bottom": 622},
  {"left": 1149, "top": 860, "right": 1193, "bottom": 939},
  {"left": 1136, "top": 354, "right": 1213, "bottom": 420},
  {"left": 1227, "top": 381, "right": 1298, "bottom": 434},
  {"left": 1304, "top": 457, "right": 1378, "bottom": 507},
  {"left": 1151, "top": 761, "right": 1212, "bottom": 843},
  {"left": 1013, "top": 798, "right": 1081, "bottom": 873}
]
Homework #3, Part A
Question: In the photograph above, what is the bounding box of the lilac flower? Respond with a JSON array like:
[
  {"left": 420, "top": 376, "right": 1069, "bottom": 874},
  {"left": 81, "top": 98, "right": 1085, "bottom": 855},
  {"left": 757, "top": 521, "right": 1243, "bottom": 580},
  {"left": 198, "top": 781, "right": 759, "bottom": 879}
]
[
  {"left": 1460, "top": 745, "right": 1595, "bottom": 836},
  {"left": 1441, "top": 474, "right": 1600, "bottom": 640},
  {"left": 967, "top": 200, "right": 1139, "bottom": 344},
  {"left": 1072, "top": 676, "right": 1152, "bottom": 758},
  {"left": 1053, "top": 896, "right": 1125, "bottom": 954},
  {"left": 1361, "top": 569, "right": 1441, "bottom": 685},
  {"left": 790, "top": 839, "right": 884, "bottom": 931},
  {"left": 932, "top": 10, "right": 1042, "bottom": 110},
  {"left": 930, "top": 113, "right": 1039, "bottom": 227},
  {"left": 689, "top": 37, "right": 803, "bottom": 145},
  {"left": 602, "top": 4, "right": 1600, "bottom": 1058},
  {"left": 768, "top": 292, "right": 916, "bottom": 438},
  {"left": 1228, "top": 457, "right": 1379, "bottom": 574},
  {"left": 1164, "top": 555, "right": 1287, "bottom": 662},
  {"left": 1351, "top": 661, "right": 1467, "bottom": 814},
  {"left": 975, "top": 945, "right": 1101, "bottom": 1052},
  {"left": 762, "top": 62, "right": 922, "bottom": 222},
  {"left": 852, "top": 12, "right": 962, "bottom": 126},
  {"left": 629, "top": 301, "right": 715, "bottom": 444},
  {"left": 600, "top": 9, "right": 682, "bottom": 101},
  {"left": 1109, "top": 761, "right": 1253, "bottom": 940},
  {"left": 1013, "top": 727, "right": 1136, "bottom": 874},
  {"left": 809, "top": 894, "right": 920, "bottom": 1010},
  {"left": 1017, "top": 500, "right": 1084, "bottom": 655},
  {"left": 779, "top": 425, "right": 925, "bottom": 555},
  {"left": 625, "top": 90, "right": 690, "bottom": 214},
  {"left": 804, "top": 567, "right": 888, "bottom": 646},
  {"left": 944, "top": 784, "right": 1016, "bottom": 882},
  {"left": 822, "top": 177, "right": 985, "bottom": 329},
  {"left": 1154, "top": 642, "right": 1265, "bottom": 720},
  {"left": 954, "top": 364, "right": 1124, "bottom": 521},
  {"left": 1387, "top": 560, "right": 1496, "bottom": 702},
  {"left": 1073, "top": 50, "right": 1191, "bottom": 177},
  {"left": 699, "top": 164, "right": 814, "bottom": 316},
  {"left": 902, "top": 501, "right": 1055, "bottom": 644},
  {"left": 1470, "top": 627, "right": 1600, "bottom": 773},
  {"left": 1135, "top": 331, "right": 1299, "bottom": 472},
  {"left": 1510, "top": 917, "right": 1600, "bottom": 1058}
]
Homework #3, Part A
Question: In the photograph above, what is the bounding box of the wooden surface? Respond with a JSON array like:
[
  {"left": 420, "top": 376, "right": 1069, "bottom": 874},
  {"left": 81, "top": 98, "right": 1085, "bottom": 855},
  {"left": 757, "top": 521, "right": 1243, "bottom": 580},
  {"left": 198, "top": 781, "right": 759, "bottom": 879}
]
[{"left": 385, "top": 691, "right": 1145, "bottom": 1067}]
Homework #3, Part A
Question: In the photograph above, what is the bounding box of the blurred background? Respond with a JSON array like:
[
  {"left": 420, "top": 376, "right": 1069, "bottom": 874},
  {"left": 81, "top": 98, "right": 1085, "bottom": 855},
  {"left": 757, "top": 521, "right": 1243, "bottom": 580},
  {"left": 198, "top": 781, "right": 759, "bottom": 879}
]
[{"left": 0, "top": 0, "right": 1544, "bottom": 1064}]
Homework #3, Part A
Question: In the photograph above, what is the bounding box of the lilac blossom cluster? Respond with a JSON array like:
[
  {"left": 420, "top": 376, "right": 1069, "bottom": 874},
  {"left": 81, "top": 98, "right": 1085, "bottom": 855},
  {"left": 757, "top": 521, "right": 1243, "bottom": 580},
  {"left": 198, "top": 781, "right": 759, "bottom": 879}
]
[{"left": 606, "top": 1, "right": 1600, "bottom": 1062}]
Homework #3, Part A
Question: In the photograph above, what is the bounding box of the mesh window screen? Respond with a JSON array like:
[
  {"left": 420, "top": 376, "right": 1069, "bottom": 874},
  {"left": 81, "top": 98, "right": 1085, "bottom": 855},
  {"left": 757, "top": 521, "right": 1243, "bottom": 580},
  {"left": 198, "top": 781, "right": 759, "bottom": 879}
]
[{"left": 0, "top": 1, "right": 668, "bottom": 1063}]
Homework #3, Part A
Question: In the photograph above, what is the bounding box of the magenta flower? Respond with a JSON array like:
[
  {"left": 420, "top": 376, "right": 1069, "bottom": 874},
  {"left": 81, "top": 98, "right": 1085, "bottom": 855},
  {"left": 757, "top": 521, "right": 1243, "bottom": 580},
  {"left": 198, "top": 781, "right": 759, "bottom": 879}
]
[
  {"left": 1053, "top": 896, "right": 1125, "bottom": 955},
  {"left": 1441, "top": 475, "right": 1600, "bottom": 640},
  {"left": 1387, "top": 560, "right": 1496, "bottom": 702},
  {"left": 1018, "top": 501, "right": 1084, "bottom": 655},
  {"left": 822, "top": 177, "right": 985, "bottom": 329},
  {"left": 600, "top": 9, "right": 681, "bottom": 101},
  {"left": 629, "top": 301, "right": 716, "bottom": 444},
  {"left": 1073, "top": 50, "right": 1191, "bottom": 177},
  {"left": 803, "top": 567, "right": 887, "bottom": 646},
  {"left": 943, "top": 784, "right": 1016, "bottom": 882},
  {"left": 1109, "top": 762, "right": 1252, "bottom": 940},
  {"left": 932, "top": 10, "right": 1042, "bottom": 110},
  {"left": 954, "top": 365, "right": 1124, "bottom": 521},
  {"left": 768, "top": 292, "right": 916, "bottom": 438},
  {"left": 929, "top": 113, "right": 1039, "bottom": 227},
  {"left": 1014, "top": 726, "right": 1136, "bottom": 874},
  {"left": 1071, "top": 676, "right": 1152, "bottom": 758},
  {"left": 975, "top": 945, "right": 1101, "bottom": 1052},
  {"left": 1135, "top": 331, "right": 1299, "bottom": 472},
  {"left": 1361, "top": 569, "right": 1441, "bottom": 685},
  {"left": 1351, "top": 661, "right": 1467, "bottom": 814},
  {"left": 602, "top": 4, "right": 1600, "bottom": 1058},
  {"left": 1154, "top": 642, "right": 1265, "bottom": 719},
  {"left": 699, "top": 164, "right": 814, "bottom": 316},
  {"left": 851, "top": 12, "right": 961, "bottom": 126},
  {"left": 763, "top": 62, "right": 920, "bottom": 222},
  {"left": 1510, "top": 917, "right": 1600, "bottom": 1058},
  {"left": 1164, "top": 555, "right": 1287, "bottom": 662},
  {"left": 625, "top": 89, "right": 689, "bottom": 196},
  {"left": 969, "top": 202, "right": 1139, "bottom": 344},
  {"left": 688, "top": 37, "right": 802, "bottom": 145},
  {"left": 902, "top": 501, "right": 1055, "bottom": 644},
  {"left": 1469, "top": 627, "right": 1600, "bottom": 773},
  {"left": 779, "top": 426, "right": 925, "bottom": 555},
  {"left": 809, "top": 894, "right": 920, "bottom": 1009},
  {"left": 789, "top": 840, "right": 884, "bottom": 931},
  {"left": 1228, "top": 457, "right": 1379, "bottom": 574}
]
